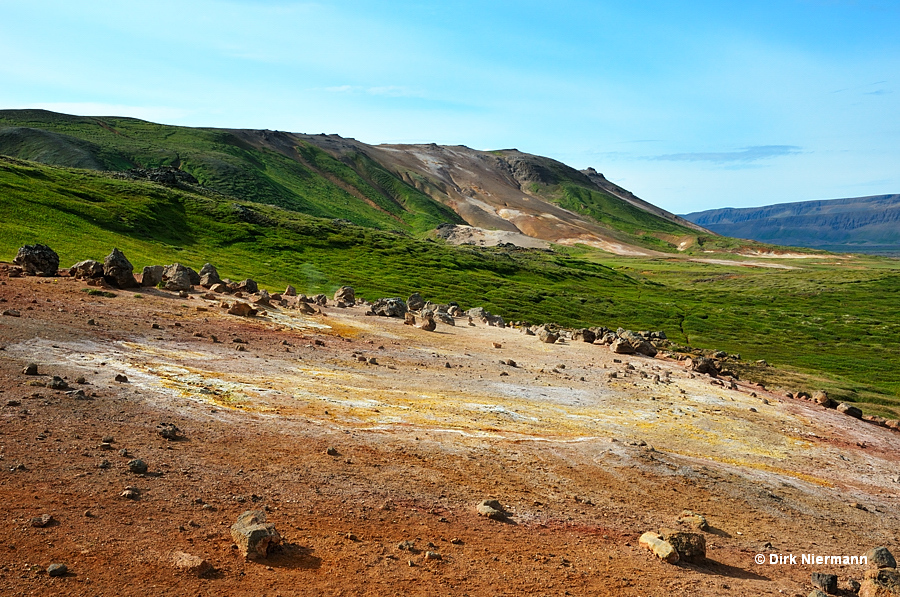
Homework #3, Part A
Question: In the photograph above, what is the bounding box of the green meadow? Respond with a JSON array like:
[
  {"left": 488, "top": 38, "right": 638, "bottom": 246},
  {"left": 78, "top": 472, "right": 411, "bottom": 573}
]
[{"left": 2, "top": 155, "right": 898, "bottom": 418}]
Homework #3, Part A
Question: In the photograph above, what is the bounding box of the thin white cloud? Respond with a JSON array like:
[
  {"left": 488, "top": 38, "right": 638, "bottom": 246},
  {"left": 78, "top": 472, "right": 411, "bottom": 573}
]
[{"left": 651, "top": 145, "right": 803, "bottom": 164}]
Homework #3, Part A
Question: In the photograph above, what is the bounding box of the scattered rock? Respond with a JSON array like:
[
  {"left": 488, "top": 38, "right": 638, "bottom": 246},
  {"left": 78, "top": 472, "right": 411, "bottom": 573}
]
[
  {"left": 809, "top": 590, "right": 828, "bottom": 597},
  {"left": 198, "top": 263, "right": 221, "bottom": 288},
  {"left": 639, "top": 532, "right": 679, "bottom": 564},
  {"left": 814, "top": 391, "right": 836, "bottom": 409},
  {"left": 121, "top": 487, "right": 139, "bottom": 499},
  {"left": 371, "top": 297, "right": 408, "bottom": 318},
  {"left": 30, "top": 514, "right": 53, "bottom": 528},
  {"left": 424, "top": 551, "right": 442, "bottom": 561},
  {"left": 70, "top": 259, "right": 104, "bottom": 279},
  {"left": 171, "top": 551, "right": 213, "bottom": 577},
  {"left": 610, "top": 338, "right": 636, "bottom": 354},
  {"left": 47, "top": 563, "right": 67, "bottom": 577},
  {"left": 866, "top": 547, "right": 897, "bottom": 569},
  {"left": 157, "top": 422, "right": 181, "bottom": 440},
  {"left": 283, "top": 285, "right": 296, "bottom": 296},
  {"left": 326, "top": 447, "right": 338, "bottom": 456},
  {"left": 860, "top": 568, "right": 900, "bottom": 597},
  {"left": 234, "top": 279, "right": 257, "bottom": 294},
  {"left": 228, "top": 302, "right": 257, "bottom": 317},
  {"left": 140, "top": 265, "right": 164, "bottom": 287},
  {"left": 114, "top": 374, "right": 128, "bottom": 383},
  {"left": 419, "top": 313, "right": 436, "bottom": 332},
  {"left": 14, "top": 244, "right": 59, "bottom": 276},
  {"left": 492, "top": 342, "right": 502, "bottom": 349},
  {"left": 407, "top": 293, "right": 426, "bottom": 311},
  {"left": 837, "top": 402, "right": 863, "bottom": 419},
  {"left": 162, "top": 263, "right": 193, "bottom": 291},
  {"left": 811, "top": 572, "right": 838, "bottom": 594},
  {"left": 476, "top": 499, "right": 509, "bottom": 521},
  {"left": 230, "top": 509, "right": 281, "bottom": 560},
  {"left": 659, "top": 529, "right": 706, "bottom": 561},
  {"left": 687, "top": 356, "right": 718, "bottom": 377},
  {"left": 2, "top": 309, "right": 21, "bottom": 317},
  {"left": 333, "top": 286, "right": 355, "bottom": 304},
  {"left": 103, "top": 248, "right": 137, "bottom": 288},
  {"left": 22, "top": 363, "right": 38, "bottom": 375},
  {"left": 48, "top": 376, "right": 69, "bottom": 390},
  {"left": 677, "top": 510, "right": 710, "bottom": 531},
  {"left": 536, "top": 326, "right": 559, "bottom": 344},
  {"left": 128, "top": 458, "right": 148, "bottom": 474},
  {"left": 404, "top": 312, "right": 416, "bottom": 326}
]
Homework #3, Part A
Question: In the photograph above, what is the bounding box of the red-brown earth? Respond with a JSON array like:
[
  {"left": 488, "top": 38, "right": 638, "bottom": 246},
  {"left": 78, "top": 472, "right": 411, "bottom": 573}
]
[{"left": 0, "top": 271, "right": 897, "bottom": 596}]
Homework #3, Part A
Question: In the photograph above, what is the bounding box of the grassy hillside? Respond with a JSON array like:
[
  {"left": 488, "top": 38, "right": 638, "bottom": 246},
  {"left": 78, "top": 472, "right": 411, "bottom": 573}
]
[
  {"left": 1, "top": 155, "right": 898, "bottom": 418},
  {"left": 0, "top": 110, "right": 464, "bottom": 234}
]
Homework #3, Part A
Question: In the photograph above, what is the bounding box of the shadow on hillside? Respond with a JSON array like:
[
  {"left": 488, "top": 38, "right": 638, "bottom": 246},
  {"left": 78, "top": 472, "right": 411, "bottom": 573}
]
[{"left": 264, "top": 542, "right": 322, "bottom": 570}]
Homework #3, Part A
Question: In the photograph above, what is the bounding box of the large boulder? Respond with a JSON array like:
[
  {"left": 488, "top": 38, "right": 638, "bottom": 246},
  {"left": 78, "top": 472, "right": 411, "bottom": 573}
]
[
  {"left": 837, "top": 402, "right": 863, "bottom": 419},
  {"left": 610, "top": 338, "right": 637, "bottom": 354},
  {"left": 14, "top": 244, "right": 59, "bottom": 276},
  {"left": 660, "top": 529, "right": 706, "bottom": 561},
  {"left": 536, "top": 325, "right": 560, "bottom": 344},
  {"left": 572, "top": 328, "right": 596, "bottom": 343},
  {"left": 103, "top": 248, "right": 137, "bottom": 288},
  {"left": 198, "top": 263, "right": 221, "bottom": 288},
  {"left": 371, "top": 297, "right": 408, "bottom": 318},
  {"left": 230, "top": 510, "right": 281, "bottom": 560},
  {"left": 860, "top": 568, "right": 900, "bottom": 597},
  {"left": 867, "top": 547, "right": 897, "bottom": 570},
  {"left": 687, "top": 356, "right": 718, "bottom": 376},
  {"left": 618, "top": 329, "right": 658, "bottom": 357},
  {"left": 70, "top": 259, "right": 104, "bottom": 279},
  {"left": 162, "top": 263, "right": 192, "bottom": 291},
  {"left": 141, "top": 265, "right": 164, "bottom": 287},
  {"left": 407, "top": 292, "right": 426, "bottom": 311},
  {"left": 333, "top": 286, "right": 355, "bottom": 304},
  {"left": 237, "top": 279, "right": 258, "bottom": 294}
]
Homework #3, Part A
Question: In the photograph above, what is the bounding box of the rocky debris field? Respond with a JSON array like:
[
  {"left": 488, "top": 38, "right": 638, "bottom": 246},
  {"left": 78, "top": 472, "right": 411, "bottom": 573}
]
[{"left": 0, "top": 254, "right": 898, "bottom": 596}]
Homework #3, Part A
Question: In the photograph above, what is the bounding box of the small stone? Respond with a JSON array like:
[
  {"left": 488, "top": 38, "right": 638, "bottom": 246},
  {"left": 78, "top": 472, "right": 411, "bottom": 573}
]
[
  {"left": 677, "top": 510, "right": 710, "bottom": 531},
  {"left": 639, "top": 532, "right": 679, "bottom": 564},
  {"left": 476, "top": 499, "right": 508, "bottom": 521},
  {"left": 121, "top": 488, "right": 139, "bottom": 499},
  {"left": 230, "top": 509, "right": 281, "bottom": 559},
  {"left": 47, "top": 563, "right": 67, "bottom": 577},
  {"left": 836, "top": 402, "right": 863, "bottom": 419},
  {"left": 30, "top": 514, "right": 53, "bottom": 528},
  {"left": 808, "top": 590, "right": 828, "bottom": 597},
  {"left": 171, "top": 551, "right": 213, "bottom": 577},
  {"left": 492, "top": 342, "right": 502, "bottom": 349},
  {"left": 128, "top": 458, "right": 148, "bottom": 474},
  {"left": 114, "top": 374, "right": 129, "bottom": 383},
  {"left": 98, "top": 459, "right": 111, "bottom": 469},
  {"left": 157, "top": 422, "right": 181, "bottom": 440},
  {"left": 326, "top": 447, "right": 338, "bottom": 456},
  {"left": 424, "top": 551, "right": 442, "bottom": 561},
  {"left": 23, "top": 363, "right": 39, "bottom": 375}
]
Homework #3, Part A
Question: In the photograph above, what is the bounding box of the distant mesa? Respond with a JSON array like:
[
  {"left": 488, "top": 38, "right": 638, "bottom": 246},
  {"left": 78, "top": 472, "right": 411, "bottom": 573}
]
[{"left": 683, "top": 194, "right": 900, "bottom": 256}]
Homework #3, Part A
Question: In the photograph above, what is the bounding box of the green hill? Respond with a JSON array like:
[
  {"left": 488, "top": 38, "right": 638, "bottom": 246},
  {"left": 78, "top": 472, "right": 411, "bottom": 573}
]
[{"left": 1, "top": 154, "right": 898, "bottom": 418}]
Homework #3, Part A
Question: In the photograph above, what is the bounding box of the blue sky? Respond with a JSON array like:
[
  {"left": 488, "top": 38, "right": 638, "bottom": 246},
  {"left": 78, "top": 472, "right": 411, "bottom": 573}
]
[{"left": 1, "top": 0, "right": 897, "bottom": 213}]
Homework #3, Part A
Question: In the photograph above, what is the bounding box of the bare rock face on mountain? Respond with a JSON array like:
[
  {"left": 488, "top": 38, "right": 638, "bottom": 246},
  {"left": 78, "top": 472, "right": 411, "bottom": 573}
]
[
  {"left": 14, "top": 244, "right": 59, "bottom": 276},
  {"left": 103, "top": 248, "right": 136, "bottom": 288}
]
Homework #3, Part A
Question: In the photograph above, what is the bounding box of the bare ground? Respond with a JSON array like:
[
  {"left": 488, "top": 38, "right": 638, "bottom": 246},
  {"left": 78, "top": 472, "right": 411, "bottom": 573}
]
[{"left": 0, "top": 272, "right": 897, "bottom": 596}]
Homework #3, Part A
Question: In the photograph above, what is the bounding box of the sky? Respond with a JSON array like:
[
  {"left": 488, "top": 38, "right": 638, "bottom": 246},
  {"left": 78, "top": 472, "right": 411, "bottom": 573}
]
[{"left": 1, "top": 0, "right": 898, "bottom": 214}]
